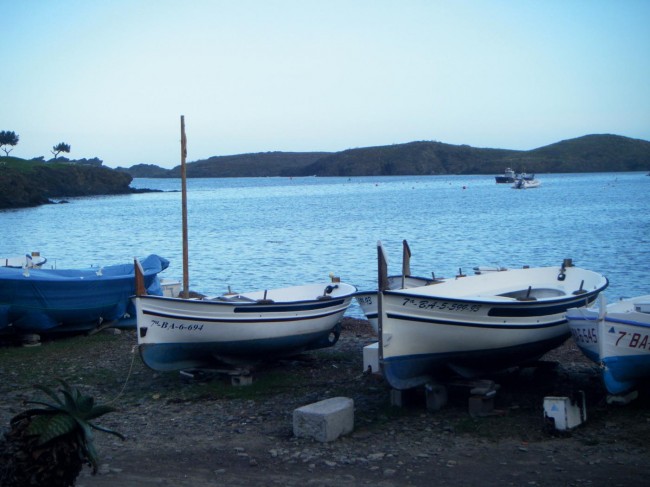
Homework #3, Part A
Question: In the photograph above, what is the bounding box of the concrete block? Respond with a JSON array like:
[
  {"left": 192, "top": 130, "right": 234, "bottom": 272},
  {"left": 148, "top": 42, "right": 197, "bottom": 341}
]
[
  {"left": 363, "top": 342, "right": 380, "bottom": 374},
  {"left": 293, "top": 397, "right": 354, "bottom": 442},
  {"left": 469, "top": 395, "right": 494, "bottom": 417},
  {"left": 231, "top": 374, "right": 253, "bottom": 386}
]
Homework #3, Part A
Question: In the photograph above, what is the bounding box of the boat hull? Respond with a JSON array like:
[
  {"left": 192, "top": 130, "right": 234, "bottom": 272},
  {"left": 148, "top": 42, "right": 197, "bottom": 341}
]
[
  {"left": 379, "top": 263, "right": 608, "bottom": 389},
  {"left": 135, "top": 282, "right": 356, "bottom": 371},
  {"left": 356, "top": 275, "right": 436, "bottom": 334},
  {"left": 0, "top": 254, "right": 169, "bottom": 334},
  {"left": 567, "top": 295, "right": 650, "bottom": 395}
]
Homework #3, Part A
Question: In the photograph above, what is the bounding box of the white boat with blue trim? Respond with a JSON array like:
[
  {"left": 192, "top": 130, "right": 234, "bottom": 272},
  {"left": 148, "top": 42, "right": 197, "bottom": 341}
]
[
  {"left": 355, "top": 240, "right": 441, "bottom": 334},
  {"left": 512, "top": 177, "right": 541, "bottom": 189},
  {"left": 132, "top": 118, "right": 357, "bottom": 372},
  {"left": 566, "top": 294, "right": 650, "bottom": 396},
  {"left": 134, "top": 264, "right": 356, "bottom": 371},
  {"left": 376, "top": 242, "right": 608, "bottom": 390}
]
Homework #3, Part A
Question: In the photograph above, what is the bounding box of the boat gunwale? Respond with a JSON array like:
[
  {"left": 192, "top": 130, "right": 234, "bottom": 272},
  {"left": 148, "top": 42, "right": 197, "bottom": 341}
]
[
  {"left": 136, "top": 290, "right": 356, "bottom": 309},
  {"left": 382, "top": 283, "right": 607, "bottom": 307},
  {"left": 140, "top": 305, "right": 349, "bottom": 324}
]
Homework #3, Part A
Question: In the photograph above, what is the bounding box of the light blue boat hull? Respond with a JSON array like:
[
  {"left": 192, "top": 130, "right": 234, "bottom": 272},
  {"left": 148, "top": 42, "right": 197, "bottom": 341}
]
[{"left": 0, "top": 254, "right": 169, "bottom": 334}]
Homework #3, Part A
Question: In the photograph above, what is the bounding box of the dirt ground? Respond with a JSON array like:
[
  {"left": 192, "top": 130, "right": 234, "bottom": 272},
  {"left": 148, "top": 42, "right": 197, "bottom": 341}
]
[{"left": 1, "top": 318, "right": 649, "bottom": 487}]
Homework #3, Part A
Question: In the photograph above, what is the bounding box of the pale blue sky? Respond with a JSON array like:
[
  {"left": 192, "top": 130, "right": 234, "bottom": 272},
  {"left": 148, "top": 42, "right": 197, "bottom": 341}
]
[{"left": 3, "top": 0, "right": 649, "bottom": 168}]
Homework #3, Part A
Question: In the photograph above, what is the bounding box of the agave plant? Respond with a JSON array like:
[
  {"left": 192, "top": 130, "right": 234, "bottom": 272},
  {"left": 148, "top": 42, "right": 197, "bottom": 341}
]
[{"left": 0, "top": 379, "right": 124, "bottom": 487}]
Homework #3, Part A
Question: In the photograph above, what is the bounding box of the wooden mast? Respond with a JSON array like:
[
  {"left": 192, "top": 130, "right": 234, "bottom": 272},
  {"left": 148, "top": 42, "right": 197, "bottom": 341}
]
[
  {"left": 181, "top": 115, "right": 189, "bottom": 299},
  {"left": 401, "top": 239, "right": 411, "bottom": 289}
]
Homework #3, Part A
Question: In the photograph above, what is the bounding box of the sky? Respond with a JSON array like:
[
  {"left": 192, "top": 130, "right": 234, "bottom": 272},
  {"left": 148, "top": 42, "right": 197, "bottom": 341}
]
[{"left": 2, "top": 1, "right": 649, "bottom": 169}]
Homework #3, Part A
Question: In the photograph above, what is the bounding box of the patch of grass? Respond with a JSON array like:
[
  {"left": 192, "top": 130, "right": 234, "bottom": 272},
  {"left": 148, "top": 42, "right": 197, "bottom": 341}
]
[{"left": 0, "top": 333, "right": 134, "bottom": 394}]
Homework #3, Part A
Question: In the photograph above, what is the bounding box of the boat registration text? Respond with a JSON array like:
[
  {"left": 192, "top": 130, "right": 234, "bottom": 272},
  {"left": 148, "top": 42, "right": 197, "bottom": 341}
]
[
  {"left": 614, "top": 331, "right": 650, "bottom": 350},
  {"left": 571, "top": 327, "right": 598, "bottom": 344},
  {"left": 150, "top": 319, "right": 204, "bottom": 332},
  {"left": 400, "top": 298, "right": 481, "bottom": 313}
]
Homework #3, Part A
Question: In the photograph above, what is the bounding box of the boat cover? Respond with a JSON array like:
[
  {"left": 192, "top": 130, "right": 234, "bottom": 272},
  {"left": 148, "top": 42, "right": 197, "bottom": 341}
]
[{"left": 0, "top": 254, "right": 169, "bottom": 333}]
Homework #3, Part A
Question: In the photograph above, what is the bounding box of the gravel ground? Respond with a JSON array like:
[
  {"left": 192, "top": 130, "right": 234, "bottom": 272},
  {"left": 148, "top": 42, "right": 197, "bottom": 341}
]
[{"left": 1, "top": 318, "right": 649, "bottom": 486}]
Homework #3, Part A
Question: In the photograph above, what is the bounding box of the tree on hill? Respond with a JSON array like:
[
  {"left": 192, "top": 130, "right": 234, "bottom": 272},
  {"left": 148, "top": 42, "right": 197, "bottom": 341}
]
[
  {"left": 51, "top": 142, "right": 71, "bottom": 159},
  {"left": 0, "top": 130, "right": 19, "bottom": 156}
]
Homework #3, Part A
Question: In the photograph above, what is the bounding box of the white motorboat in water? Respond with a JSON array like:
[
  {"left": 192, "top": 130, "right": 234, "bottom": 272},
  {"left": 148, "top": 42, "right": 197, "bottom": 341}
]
[
  {"left": 376, "top": 242, "right": 608, "bottom": 389},
  {"left": 512, "top": 178, "right": 541, "bottom": 189},
  {"left": 566, "top": 294, "right": 650, "bottom": 396},
  {"left": 495, "top": 168, "right": 535, "bottom": 184}
]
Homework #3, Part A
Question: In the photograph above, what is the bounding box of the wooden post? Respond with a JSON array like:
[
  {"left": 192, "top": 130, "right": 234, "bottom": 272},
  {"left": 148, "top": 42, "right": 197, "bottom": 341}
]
[
  {"left": 180, "top": 115, "right": 189, "bottom": 299},
  {"left": 377, "top": 241, "right": 388, "bottom": 365},
  {"left": 401, "top": 239, "right": 411, "bottom": 288},
  {"left": 134, "top": 258, "right": 146, "bottom": 296}
]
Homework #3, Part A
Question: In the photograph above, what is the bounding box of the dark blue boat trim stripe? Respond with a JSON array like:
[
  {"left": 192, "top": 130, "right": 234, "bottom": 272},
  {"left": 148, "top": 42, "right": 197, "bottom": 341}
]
[
  {"left": 142, "top": 307, "right": 344, "bottom": 324},
  {"left": 234, "top": 298, "right": 346, "bottom": 313},
  {"left": 386, "top": 312, "right": 567, "bottom": 329},
  {"left": 604, "top": 317, "right": 650, "bottom": 329},
  {"left": 488, "top": 294, "right": 598, "bottom": 317}
]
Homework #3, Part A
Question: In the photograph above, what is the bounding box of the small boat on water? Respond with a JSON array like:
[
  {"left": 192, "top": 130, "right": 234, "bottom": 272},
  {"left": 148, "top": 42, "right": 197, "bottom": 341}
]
[
  {"left": 495, "top": 167, "right": 517, "bottom": 183},
  {"left": 495, "top": 168, "right": 534, "bottom": 184},
  {"left": 566, "top": 294, "right": 650, "bottom": 396},
  {"left": 2, "top": 252, "right": 47, "bottom": 269},
  {"left": 512, "top": 177, "right": 541, "bottom": 189},
  {"left": 134, "top": 264, "right": 357, "bottom": 371},
  {"left": 376, "top": 242, "right": 608, "bottom": 389},
  {"left": 0, "top": 254, "right": 169, "bottom": 334}
]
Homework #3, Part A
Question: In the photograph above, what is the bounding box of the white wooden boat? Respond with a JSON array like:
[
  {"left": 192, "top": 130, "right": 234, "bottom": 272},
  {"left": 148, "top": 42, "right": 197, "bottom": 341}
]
[
  {"left": 132, "top": 117, "right": 356, "bottom": 372},
  {"left": 134, "top": 265, "right": 356, "bottom": 371},
  {"left": 2, "top": 252, "right": 47, "bottom": 268},
  {"left": 355, "top": 240, "right": 441, "bottom": 334},
  {"left": 356, "top": 242, "right": 512, "bottom": 334},
  {"left": 566, "top": 294, "right": 650, "bottom": 396},
  {"left": 376, "top": 242, "right": 608, "bottom": 389}
]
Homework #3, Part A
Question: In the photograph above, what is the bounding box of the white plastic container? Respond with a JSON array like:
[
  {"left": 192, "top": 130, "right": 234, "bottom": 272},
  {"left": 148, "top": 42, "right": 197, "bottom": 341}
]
[
  {"left": 543, "top": 392, "right": 586, "bottom": 430},
  {"left": 363, "top": 342, "right": 380, "bottom": 374}
]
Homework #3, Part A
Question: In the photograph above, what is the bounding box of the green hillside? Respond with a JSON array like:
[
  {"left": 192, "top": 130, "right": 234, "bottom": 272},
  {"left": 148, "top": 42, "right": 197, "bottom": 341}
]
[
  {"left": 0, "top": 157, "right": 134, "bottom": 209},
  {"left": 125, "top": 134, "right": 650, "bottom": 178},
  {"left": 167, "top": 151, "right": 329, "bottom": 178},
  {"left": 296, "top": 134, "right": 650, "bottom": 177}
]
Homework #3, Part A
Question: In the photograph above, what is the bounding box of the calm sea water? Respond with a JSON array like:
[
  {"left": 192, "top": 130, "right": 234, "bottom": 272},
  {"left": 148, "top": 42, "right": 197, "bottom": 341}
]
[{"left": 1, "top": 173, "right": 648, "bottom": 318}]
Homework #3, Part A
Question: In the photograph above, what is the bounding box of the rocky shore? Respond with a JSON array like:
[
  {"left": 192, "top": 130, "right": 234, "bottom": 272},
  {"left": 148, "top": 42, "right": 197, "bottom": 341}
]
[
  {"left": 1, "top": 318, "right": 649, "bottom": 486},
  {"left": 0, "top": 164, "right": 154, "bottom": 209}
]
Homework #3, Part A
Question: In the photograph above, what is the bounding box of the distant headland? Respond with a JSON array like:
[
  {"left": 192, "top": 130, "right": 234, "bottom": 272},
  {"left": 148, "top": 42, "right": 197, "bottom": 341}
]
[{"left": 115, "top": 134, "right": 650, "bottom": 178}]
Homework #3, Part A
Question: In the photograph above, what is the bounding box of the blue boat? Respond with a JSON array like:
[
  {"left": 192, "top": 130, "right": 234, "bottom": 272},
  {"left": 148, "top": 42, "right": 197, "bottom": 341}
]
[
  {"left": 567, "top": 294, "right": 650, "bottom": 397},
  {"left": 0, "top": 254, "right": 169, "bottom": 334}
]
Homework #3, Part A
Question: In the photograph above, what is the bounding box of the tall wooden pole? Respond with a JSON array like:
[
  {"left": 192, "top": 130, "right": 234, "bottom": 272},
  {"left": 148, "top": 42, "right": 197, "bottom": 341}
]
[{"left": 181, "top": 115, "right": 189, "bottom": 299}]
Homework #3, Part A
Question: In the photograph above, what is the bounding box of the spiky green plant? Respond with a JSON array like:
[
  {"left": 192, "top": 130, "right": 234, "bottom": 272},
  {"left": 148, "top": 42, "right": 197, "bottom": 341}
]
[{"left": 0, "top": 379, "right": 125, "bottom": 487}]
